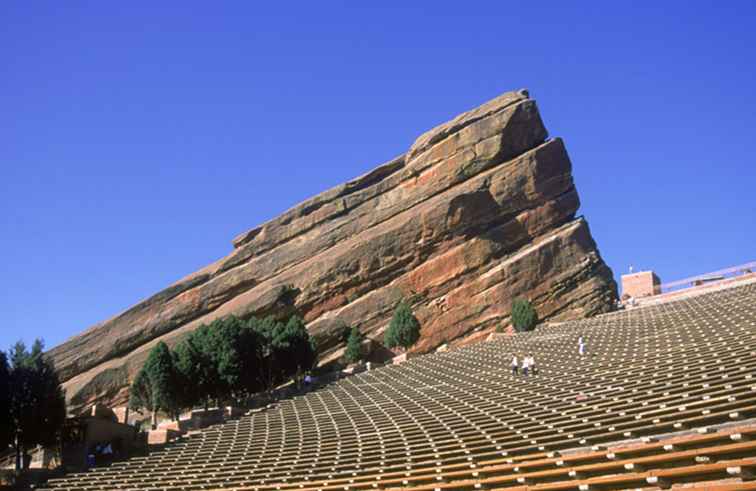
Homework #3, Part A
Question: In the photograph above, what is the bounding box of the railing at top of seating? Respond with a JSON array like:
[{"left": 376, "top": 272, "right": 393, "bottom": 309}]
[{"left": 659, "top": 261, "right": 756, "bottom": 293}]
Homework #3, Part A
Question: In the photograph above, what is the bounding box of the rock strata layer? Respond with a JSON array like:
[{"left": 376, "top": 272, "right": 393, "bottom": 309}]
[{"left": 48, "top": 89, "right": 617, "bottom": 413}]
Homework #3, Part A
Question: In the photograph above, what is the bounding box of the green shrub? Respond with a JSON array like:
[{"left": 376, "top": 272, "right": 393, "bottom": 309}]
[
  {"left": 344, "top": 326, "right": 364, "bottom": 364},
  {"left": 384, "top": 301, "right": 421, "bottom": 350},
  {"left": 511, "top": 298, "right": 538, "bottom": 332}
]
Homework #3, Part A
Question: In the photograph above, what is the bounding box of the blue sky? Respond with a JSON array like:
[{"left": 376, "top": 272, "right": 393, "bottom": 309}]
[{"left": 1, "top": 2, "right": 754, "bottom": 351}]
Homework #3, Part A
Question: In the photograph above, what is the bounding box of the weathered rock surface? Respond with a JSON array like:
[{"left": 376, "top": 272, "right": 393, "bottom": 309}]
[{"left": 47, "top": 89, "right": 617, "bottom": 413}]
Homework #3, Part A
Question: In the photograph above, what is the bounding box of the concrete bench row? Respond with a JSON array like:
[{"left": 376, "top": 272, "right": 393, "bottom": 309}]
[{"left": 41, "top": 282, "right": 756, "bottom": 491}]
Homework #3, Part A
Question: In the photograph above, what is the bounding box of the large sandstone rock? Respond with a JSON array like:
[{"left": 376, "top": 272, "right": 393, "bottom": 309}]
[{"left": 47, "top": 89, "right": 617, "bottom": 413}]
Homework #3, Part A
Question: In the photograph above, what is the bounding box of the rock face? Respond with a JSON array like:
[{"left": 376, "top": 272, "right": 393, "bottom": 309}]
[{"left": 47, "top": 89, "right": 617, "bottom": 413}]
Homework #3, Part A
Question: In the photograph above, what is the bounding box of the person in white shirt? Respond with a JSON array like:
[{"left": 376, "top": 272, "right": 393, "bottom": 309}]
[
  {"left": 528, "top": 354, "right": 538, "bottom": 375},
  {"left": 578, "top": 336, "right": 586, "bottom": 356},
  {"left": 522, "top": 355, "right": 531, "bottom": 376},
  {"left": 511, "top": 355, "right": 519, "bottom": 375}
]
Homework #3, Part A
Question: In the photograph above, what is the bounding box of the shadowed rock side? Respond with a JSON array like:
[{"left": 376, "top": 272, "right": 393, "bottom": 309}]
[{"left": 47, "top": 89, "right": 617, "bottom": 413}]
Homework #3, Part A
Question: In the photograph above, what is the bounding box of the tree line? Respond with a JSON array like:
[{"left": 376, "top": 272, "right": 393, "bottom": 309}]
[
  {"left": 130, "top": 301, "right": 425, "bottom": 426},
  {"left": 0, "top": 340, "right": 67, "bottom": 473},
  {"left": 0, "top": 298, "right": 527, "bottom": 471},
  {"left": 129, "top": 314, "right": 317, "bottom": 426}
]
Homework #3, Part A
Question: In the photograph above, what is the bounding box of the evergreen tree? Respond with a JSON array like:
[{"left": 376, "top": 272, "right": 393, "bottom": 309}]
[
  {"left": 147, "top": 342, "right": 177, "bottom": 418},
  {"left": 203, "top": 316, "right": 261, "bottom": 402},
  {"left": 129, "top": 341, "right": 177, "bottom": 427},
  {"left": 250, "top": 316, "right": 285, "bottom": 393},
  {"left": 344, "top": 326, "right": 364, "bottom": 364},
  {"left": 203, "top": 318, "right": 242, "bottom": 400},
  {"left": 0, "top": 352, "right": 11, "bottom": 452},
  {"left": 159, "top": 314, "right": 314, "bottom": 408},
  {"left": 275, "top": 316, "right": 317, "bottom": 377},
  {"left": 183, "top": 324, "right": 219, "bottom": 408},
  {"left": 235, "top": 321, "right": 263, "bottom": 397},
  {"left": 511, "top": 298, "right": 538, "bottom": 332},
  {"left": 172, "top": 317, "right": 263, "bottom": 410},
  {"left": 171, "top": 335, "right": 206, "bottom": 412},
  {"left": 384, "top": 301, "right": 421, "bottom": 350},
  {"left": 128, "top": 370, "right": 152, "bottom": 415},
  {"left": 8, "top": 340, "right": 66, "bottom": 472},
  {"left": 249, "top": 315, "right": 317, "bottom": 393}
]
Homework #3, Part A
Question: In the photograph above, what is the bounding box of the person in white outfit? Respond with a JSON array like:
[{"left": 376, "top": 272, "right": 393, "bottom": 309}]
[
  {"left": 578, "top": 336, "right": 586, "bottom": 356},
  {"left": 522, "top": 355, "right": 531, "bottom": 376},
  {"left": 511, "top": 355, "right": 519, "bottom": 375},
  {"left": 528, "top": 354, "right": 538, "bottom": 375}
]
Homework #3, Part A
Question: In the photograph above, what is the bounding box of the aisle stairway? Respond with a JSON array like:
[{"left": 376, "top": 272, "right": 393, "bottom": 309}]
[{"left": 42, "top": 281, "right": 756, "bottom": 490}]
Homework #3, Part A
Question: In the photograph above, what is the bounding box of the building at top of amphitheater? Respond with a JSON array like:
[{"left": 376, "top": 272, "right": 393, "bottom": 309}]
[{"left": 620, "top": 262, "right": 756, "bottom": 304}]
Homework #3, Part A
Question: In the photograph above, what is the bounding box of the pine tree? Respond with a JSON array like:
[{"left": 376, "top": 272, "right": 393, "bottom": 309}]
[
  {"left": 384, "top": 301, "right": 421, "bottom": 350},
  {"left": 183, "top": 324, "right": 219, "bottom": 408},
  {"left": 275, "top": 316, "right": 317, "bottom": 377},
  {"left": 171, "top": 338, "right": 203, "bottom": 413},
  {"left": 171, "top": 317, "right": 264, "bottom": 410},
  {"left": 250, "top": 316, "right": 285, "bottom": 394},
  {"left": 129, "top": 341, "right": 177, "bottom": 427},
  {"left": 0, "top": 352, "right": 11, "bottom": 451},
  {"left": 128, "top": 369, "right": 152, "bottom": 413},
  {"left": 249, "top": 315, "right": 317, "bottom": 394},
  {"left": 511, "top": 298, "right": 538, "bottom": 332},
  {"left": 204, "top": 316, "right": 261, "bottom": 403},
  {"left": 235, "top": 321, "right": 263, "bottom": 397},
  {"left": 147, "top": 342, "right": 177, "bottom": 418},
  {"left": 344, "top": 326, "right": 364, "bottom": 364},
  {"left": 204, "top": 317, "right": 243, "bottom": 399},
  {"left": 8, "top": 339, "right": 66, "bottom": 472}
]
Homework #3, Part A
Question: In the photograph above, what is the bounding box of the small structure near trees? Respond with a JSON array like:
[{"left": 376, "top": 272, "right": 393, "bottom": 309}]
[{"left": 60, "top": 406, "right": 142, "bottom": 470}]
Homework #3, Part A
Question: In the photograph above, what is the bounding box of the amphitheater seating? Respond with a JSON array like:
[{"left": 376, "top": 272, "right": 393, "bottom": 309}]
[{"left": 41, "top": 280, "right": 756, "bottom": 490}]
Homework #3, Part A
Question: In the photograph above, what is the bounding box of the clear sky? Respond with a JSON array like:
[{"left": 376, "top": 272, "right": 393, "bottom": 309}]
[{"left": 1, "top": 2, "right": 754, "bottom": 351}]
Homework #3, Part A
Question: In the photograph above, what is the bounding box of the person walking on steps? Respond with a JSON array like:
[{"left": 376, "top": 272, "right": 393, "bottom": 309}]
[
  {"left": 578, "top": 336, "right": 586, "bottom": 356},
  {"left": 522, "top": 355, "right": 530, "bottom": 376},
  {"left": 511, "top": 354, "right": 519, "bottom": 375},
  {"left": 528, "top": 354, "right": 538, "bottom": 376}
]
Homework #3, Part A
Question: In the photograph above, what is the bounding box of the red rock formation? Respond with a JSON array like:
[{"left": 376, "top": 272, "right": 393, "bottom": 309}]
[{"left": 47, "top": 89, "right": 617, "bottom": 413}]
